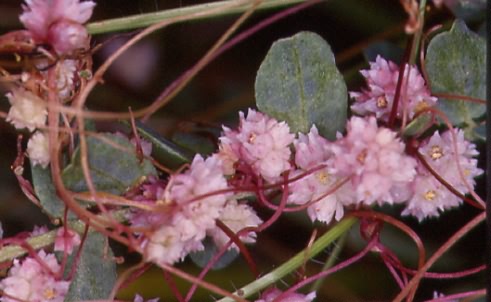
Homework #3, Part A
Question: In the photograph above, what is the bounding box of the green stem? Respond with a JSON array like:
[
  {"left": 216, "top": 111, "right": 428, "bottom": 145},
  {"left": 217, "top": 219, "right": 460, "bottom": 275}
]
[
  {"left": 87, "top": 0, "right": 309, "bottom": 35},
  {"left": 0, "top": 210, "right": 127, "bottom": 263},
  {"left": 309, "top": 231, "right": 348, "bottom": 292},
  {"left": 217, "top": 217, "right": 357, "bottom": 302},
  {"left": 408, "top": 0, "right": 427, "bottom": 65}
]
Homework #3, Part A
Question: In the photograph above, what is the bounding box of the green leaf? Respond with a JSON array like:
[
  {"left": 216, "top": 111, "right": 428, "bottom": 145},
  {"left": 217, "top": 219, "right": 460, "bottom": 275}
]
[
  {"left": 255, "top": 31, "right": 348, "bottom": 139},
  {"left": 189, "top": 237, "right": 239, "bottom": 270},
  {"left": 64, "top": 232, "right": 117, "bottom": 301},
  {"left": 31, "top": 164, "right": 68, "bottom": 219},
  {"left": 442, "top": 0, "right": 485, "bottom": 22},
  {"left": 62, "top": 133, "right": 157, "bottom": 194},
  {"left": 402, "top": 112, "right": 434, "bottom": 138},
  {"left": 470, "top": 123, "right": 486, "bottom": 142},
  {"left": 426, "top": 20, "right": 486, "bottom": 126},
  {"left": 172, "top": 132, "right": 216, "bottom": 156},
  {"left": 128, "top": 121, "right": 193, "bottom": 170}
]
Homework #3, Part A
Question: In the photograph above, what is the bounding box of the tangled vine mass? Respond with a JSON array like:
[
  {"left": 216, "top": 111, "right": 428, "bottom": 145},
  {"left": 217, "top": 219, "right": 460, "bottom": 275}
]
[{"left": 0, "top": 0, "right": 486, "bottom": 301}]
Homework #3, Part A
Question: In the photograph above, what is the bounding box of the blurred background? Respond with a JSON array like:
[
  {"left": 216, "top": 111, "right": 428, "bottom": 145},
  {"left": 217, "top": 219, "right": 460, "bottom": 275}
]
[{"left": 0, "top": 0, "right": 486, "bottom": 301}]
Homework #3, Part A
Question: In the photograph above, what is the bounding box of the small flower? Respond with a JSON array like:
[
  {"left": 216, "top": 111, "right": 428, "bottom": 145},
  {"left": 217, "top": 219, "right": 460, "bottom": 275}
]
[
  {"left": 350, "top": 55, "right": 437, "bottom": 122},
  {"left": 329, "top": 116, "right": 417, "bottom": 205},
  {"left": 145, "top": 225, "right": 189, "bottom": 265},
  {"left": 55, "top": 59, "right": 77, "bottom": 100},
  {"left": 0, "top": 250, "right": 69, "bottom": 302},
  {"left": 144, "top": 155, "right": 231, "bottom": 265},
  {"left": 170, "top": 155, "right": 229, "bottom": 233},
  {"left": 27, "top": 131, "right": 50, "bottom": 168},
  {"left": 218, "top": 109, "right": 294, "bottom": 182},
  {"left": 19, "top": 0, "right": 96, "bottom": 54},
  {"left": 401, "top": 174, "right": 457, "bottom": 221},
  {"left": 402, "top": 129, "right": 482, "bottom": 221},
  {"left": 208, "top": 200, "right": 262, "bottom": 250},
  {"left": 288, "top": 126, "right": 353, "bottom": 224},
  {"left": 6, "top": 88, "right": 47, "bottom": 131},
  {"left": 54, "top": 228, "right": 81, "bottom": 254},
  {"left": 255, "top": 288, "right": 316, "bottom": 302}
]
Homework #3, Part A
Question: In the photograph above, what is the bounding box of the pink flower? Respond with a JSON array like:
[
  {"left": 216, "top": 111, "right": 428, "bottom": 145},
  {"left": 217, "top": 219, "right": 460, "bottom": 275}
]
[
  {"left": 0, "top": 250, "right": 69, "bottom": 302},
  {"left": 208, "top": 200, "right": 262, "bottom": 250},
  {"left": 20, "top": 0, "right": 95, "bottom": 54},
  {"left": 27, "top": 131, "right": 51, "bottom": 168},
  {"left": 329, "top": 116, "right": 417, "bottom": 205},
  {"left": 350, "top": 55, "right": 437, "bottom": 122},
  {"left": 218, "top": 109, "right": 294, "bottom": 183},
  {"left": 255, "top": 288, "right": 316, "bottom": 302},
  {"left": 145, "top": 155, "right": 231, "bottom": 265},
  {"left": 402, "top": 129, "right": 482, "bottom": 221},
  {"left": 6, "top": 87, "right": 47, "bottom": 132},
  {"left": 288, "top": 126, "right": 353, "bottom": 224},
  {"left": 54, "top": 228, "right": 81, "bottom": 254},
  {"left": 54, "top": 59, "right": 77, "bottom": 100}
]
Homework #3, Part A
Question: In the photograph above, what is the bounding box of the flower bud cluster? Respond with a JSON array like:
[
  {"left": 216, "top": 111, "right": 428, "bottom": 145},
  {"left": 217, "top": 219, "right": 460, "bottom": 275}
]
[
  {"left": 20, "top": 0, "right": 95, "bottom": 55},
  {"left": 4, "top": 0, "right": 95, "bottom": 168}
]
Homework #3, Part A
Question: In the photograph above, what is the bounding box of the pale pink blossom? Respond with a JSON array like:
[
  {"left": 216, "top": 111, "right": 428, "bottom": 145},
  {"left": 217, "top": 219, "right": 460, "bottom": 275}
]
[
  {"left": 54, "top": 228, "right": 81, "bottom": 254},
  {"left": 145, "top": 225, "right": 189, "bottom": 265},
  {"left": 145, "top": 155, "right": 231, "bottom": 265},
  {"left": 0, "top": 250, "right": 69, "bottom": 302},
  {"left": 288, "top": 126, "right": 353, "bottom": 224},
  {"left": 402, "top": 129, "right": 482, "bottom": 221},
  {"left": 350, "top": 55, "right": 437, "bottom": 121},
  {"left": 208, "top": 200, "right": 262, "bottom": 250},
  {"left": 255, "top": 288, "right": 316, "bottom": 302},
  {"left": 329, "top": 116, "right": 417, "bottom": 205},
  {"left": 170, "top": 155, "right": 229, "bottom": 232},
  {"left": 55, "top": 59, "right": 77, "bottom": 100},
  {"left": 218, "top": 109, "right": 294, "bottom": 182},
  {"left": 27, "top": 131, "right": 51, "bottom": 168},
  {"left": 6, "top": 88, "right": 47, "bottom": 131},
  {"left": 20, "top": 0, "right": 95, "bottom": 54}
]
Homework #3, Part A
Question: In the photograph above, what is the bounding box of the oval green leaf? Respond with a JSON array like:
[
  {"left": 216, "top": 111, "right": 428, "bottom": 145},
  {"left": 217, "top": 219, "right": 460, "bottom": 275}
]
[
  {"left": 255, "top": 31, "right": 348, "bottom": 139},
  {"left": 31, "top": 164, "right": 76, "bottom": 219},
  {"left": 128, "top": 121, "right": 193, "bottom": 169},
  {"left": 64, "top": 232, "right": 117, "bottom": 301},
  {"left": 426, "top": 20, "right": 485, "bottom": 127},
  {"left": 62, "top": 133, "right": 157, "bottom": 194}
]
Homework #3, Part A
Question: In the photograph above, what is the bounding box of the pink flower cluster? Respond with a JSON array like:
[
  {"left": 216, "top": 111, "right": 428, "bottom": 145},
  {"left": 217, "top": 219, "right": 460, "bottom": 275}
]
[
  {"left": 20, "top": 0, "right": 95, "bottom": 54},
  {"left": 139, "top": 155, "right": 262, "bottom": 265},
  {"left": 350, "top": 55, "right": 437, "bottom": 122},
  {"left": 219, "top": 109, "right": 294, "bottom": 182},
  {"left": 288, "top": 116, "right": 417, "bottom": 224},
  {"left": 0, "top": 251, "right": 69, "bottom": 302},
  {"left": 402, "top": 129, "right": 482, "bottom": 221},
  {"left": 131, "top": 105, "right": 482, "bottom": 267}
]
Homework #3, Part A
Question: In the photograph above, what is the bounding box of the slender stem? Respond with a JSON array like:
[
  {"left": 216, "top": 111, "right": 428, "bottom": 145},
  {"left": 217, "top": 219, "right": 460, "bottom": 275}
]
[
  {"left": 393, "top": 212, "right": 485, "bottom": 302},
  {"left": 0, "top": 210, "right": 127, "bottom": 263},
  {"left": 408, "top": 0, "right": 427, "bottom": 65},
  {"left": 216, "top": 217, "right": 357, "bottom": 302},
  {"left": 86, "top": 0, "right": 309, "bottom": 34},
  {"left": 309, "top": 231, "right": 348, "bottom": 292}
]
